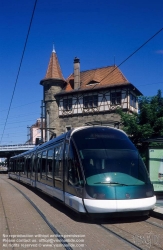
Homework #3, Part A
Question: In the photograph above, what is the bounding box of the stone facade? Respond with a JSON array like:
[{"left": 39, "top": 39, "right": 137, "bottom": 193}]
[
  {"left": 41, "top": 79, "right": 66, "bottom": 140},
  {"left": 59, "top": 112, "right": 121, "bottom": 132}
]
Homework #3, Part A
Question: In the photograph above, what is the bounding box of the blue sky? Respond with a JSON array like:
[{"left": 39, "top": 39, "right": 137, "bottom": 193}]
[{"left": 0, "top": 0, "right": 163, "bottom": 145}]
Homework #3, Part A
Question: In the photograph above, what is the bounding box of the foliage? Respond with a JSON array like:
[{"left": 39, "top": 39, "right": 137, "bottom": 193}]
[{"left": 117, "top": 90, "right": 163, "bottom": 160}]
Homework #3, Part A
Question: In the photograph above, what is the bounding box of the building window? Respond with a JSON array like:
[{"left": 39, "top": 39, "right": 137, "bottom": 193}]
[
  {"left": 63, "top": 98, "right": 72, "bottom": 111},
  {"left": 110, "top": 92, "right": 121, "bottom": 105},
  {"left": 130, "top": 94, "right": 136, "bottom": 108},
  {"left": 83, "top": 95, "right": 98, "bottom": 109}
]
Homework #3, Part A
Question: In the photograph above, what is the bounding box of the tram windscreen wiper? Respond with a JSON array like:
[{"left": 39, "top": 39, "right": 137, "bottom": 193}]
[{"left": 94, "top": 181, "right": 128, "bottom": 186}]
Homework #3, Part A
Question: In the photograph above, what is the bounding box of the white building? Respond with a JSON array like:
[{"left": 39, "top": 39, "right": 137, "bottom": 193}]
[{"left": 28, "top": 118, "right": 45, "bottom": 144}]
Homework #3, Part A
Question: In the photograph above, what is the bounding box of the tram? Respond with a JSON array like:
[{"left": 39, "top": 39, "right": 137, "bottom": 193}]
[{"left": 8, "top": 126, "right": 156, "bottom": 216}]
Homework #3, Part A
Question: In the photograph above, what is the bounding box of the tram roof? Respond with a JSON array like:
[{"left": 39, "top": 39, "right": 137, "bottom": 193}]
[
  {"left": 10, "top": 132, "right": 67, "bottom": 159},
  {"left": 10, "top": 126, "right": 125, "bottom": 159}
]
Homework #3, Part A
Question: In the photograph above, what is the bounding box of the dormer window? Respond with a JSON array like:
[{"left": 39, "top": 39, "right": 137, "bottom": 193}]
[{"left": 86, "top": 80, "right": 99, "bottom": 86}]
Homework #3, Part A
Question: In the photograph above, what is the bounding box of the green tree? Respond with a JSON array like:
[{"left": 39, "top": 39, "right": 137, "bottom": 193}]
[{"left": 117, "top": 90, "right": 163, "bottom": 160}]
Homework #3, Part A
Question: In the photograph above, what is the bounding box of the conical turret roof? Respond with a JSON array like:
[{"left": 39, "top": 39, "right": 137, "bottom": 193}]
[{"left": 44, "top": 48, "right": 64, "bottom": 80}]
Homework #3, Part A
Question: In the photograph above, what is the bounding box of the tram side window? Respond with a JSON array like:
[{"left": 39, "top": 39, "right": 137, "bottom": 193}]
[
  {"left": 17, "top": 158, "right": 21, "bottom": 172},
  {"left": 68, "top": 142, "right": 83, "bottom": 186},
  {"left": 54, "top": 144, "right": 63, "bottom": 182},
  {"left": 13, "top": 160, "right": 17, "bottom": 173},
  {"left": 23, "top": 158, "right": 25, "bottom": 173},
  {"left": 16, "top": 159, "right": 19, "bottom": 172},
  {"left": 47, "top": 149, "right": 54, "bottom": 178},
  {"left": 41, "top": 151, "right": 47, "bottom": 178},
  {"left": 19, "top": 158, "right": 22, "bottom": 172},
  {"left": 26, "top": 155, "right": 31, "bottom": 177},
  {"left": 24, "top": 157, "right": 27, "bottom": 175},
  {"left": 9, "top": 159, "right": 17, "bottom": 172},
  {"left": 20, "top": 158, "right": 25, "bottom": 173},
  {"left": 32, "top": 154, "right": 38, "bottom": 176},
  {"left": 37, "top": 153, "right": 42, "bottom": 173},
  {"left": 9, "top": 160, "right": 14, "bottom": 172}
]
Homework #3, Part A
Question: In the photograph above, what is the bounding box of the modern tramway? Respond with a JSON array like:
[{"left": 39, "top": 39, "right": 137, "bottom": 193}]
[{"left": 8, "top": 126, "right": 156, "bottom": 216}]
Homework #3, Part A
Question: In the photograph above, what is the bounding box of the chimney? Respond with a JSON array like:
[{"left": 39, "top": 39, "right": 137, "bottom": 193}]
[{"left": 74, "top": 57, "right": 80, "bottom": 90}]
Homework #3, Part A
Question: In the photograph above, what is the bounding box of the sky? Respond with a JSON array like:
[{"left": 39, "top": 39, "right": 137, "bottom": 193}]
[{"left": 0, "top": 0, "right": 163, "bottom": 145}]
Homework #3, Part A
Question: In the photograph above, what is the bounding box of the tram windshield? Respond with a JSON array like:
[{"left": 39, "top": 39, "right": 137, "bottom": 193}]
[{"left": 72, "top": 127, "right": 151, "bottom": 186}]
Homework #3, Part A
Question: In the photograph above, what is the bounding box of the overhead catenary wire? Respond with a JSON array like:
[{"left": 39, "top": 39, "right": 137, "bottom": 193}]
[
  {"left": 0, "top": 125, "right": 33, "bottom": 131},
  {"left": 92, "top": 27, "right": 163, "bottom": 89},
  {"left": 0, "top": 112, "right": 40, "bottom": 121},
  {"left": 0, "top": 119, "right": 38, "bottom": 126},
  {"left": 0, "top": 100, "right": 40, "bottom": 113},
  {"left": 0, "top": 0, "right": 38, "bottom": 145}
]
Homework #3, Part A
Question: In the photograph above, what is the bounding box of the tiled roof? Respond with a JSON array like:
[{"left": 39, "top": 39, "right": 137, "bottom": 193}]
[
  {"left": 44, "top": 50, "right": 64, "bottom": 80},
  {"left": 64, "top": 65, "right": 129, "bottom": 92}
]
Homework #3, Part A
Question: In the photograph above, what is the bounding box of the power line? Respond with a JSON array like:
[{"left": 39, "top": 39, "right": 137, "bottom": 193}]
[
  {"left": 9, "top": 113, "right": 39, "bottom": 120},
  {"left": 91, "top": 27, "right": 163, "bottom": 89},
  {"left": 137, "top": 81, "right": 163, "bottom": 87},
  {"left": 0, "top": 100, "right": 40, "bottom": 113},
  {"left": 0, "top": 112, "right": 40, "bottom": 120},
  {"left": 0, "top": 119, "right": 37, "bottom": 126},
  {"left": 0, "top": 126, "right": 31, "bottom": 131},
  {"left": 0, "top": 0, "right": 38, "bottom": 144}
]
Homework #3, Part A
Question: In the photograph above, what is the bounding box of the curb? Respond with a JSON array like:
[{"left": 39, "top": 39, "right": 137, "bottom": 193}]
[{"left": 150, "top": 207, "right": 163, "bottom": 219}]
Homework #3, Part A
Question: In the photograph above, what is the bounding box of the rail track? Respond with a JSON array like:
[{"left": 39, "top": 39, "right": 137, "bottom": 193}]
[{"left": 96, "top": 215, "right": 163, "bottom": 250}]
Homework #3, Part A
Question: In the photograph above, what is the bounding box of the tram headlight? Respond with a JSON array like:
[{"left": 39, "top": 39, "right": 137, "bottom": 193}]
[{"left": 106, "top": 177, "right": 111, "bottom": 182}]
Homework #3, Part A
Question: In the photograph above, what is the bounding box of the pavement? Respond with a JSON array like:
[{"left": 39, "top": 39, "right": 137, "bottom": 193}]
[{"left": 0, "top": 175, "right": 66, "bottom": 250}]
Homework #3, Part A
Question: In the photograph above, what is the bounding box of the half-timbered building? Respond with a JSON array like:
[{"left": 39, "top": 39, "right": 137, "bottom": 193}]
[{"left": 40, "top": 49, "right": 142, "bottom": 141}]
